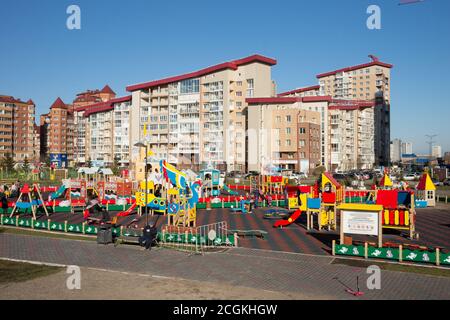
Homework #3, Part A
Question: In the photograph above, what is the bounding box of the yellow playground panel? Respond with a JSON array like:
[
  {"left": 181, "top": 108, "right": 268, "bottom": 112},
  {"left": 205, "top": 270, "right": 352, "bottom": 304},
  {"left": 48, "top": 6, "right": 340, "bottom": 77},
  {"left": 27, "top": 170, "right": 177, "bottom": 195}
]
[{"left": 288, "top": 193, "right": 308, "bottom": 211}]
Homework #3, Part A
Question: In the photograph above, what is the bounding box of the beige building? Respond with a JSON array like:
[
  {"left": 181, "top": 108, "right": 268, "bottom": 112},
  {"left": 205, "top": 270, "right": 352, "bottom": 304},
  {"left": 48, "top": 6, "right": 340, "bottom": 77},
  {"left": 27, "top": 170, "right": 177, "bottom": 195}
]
[
  {"left": 246, "top": 97, "right": 324, "bottom": 173},
  {"left": 73, "top": 86, "right": 116, "bottom": 164},
  {"left": 0, "top": 95, "right": 38, "bottom": 162},
  {"left": 317, "top": 55, "right": 392, "bottom": 103},
  {"left": 83, "top": 96, "right": 131, "bottom": 166},
  {"left": 126, "top": 54, "right": 277, "bottom": 178}
]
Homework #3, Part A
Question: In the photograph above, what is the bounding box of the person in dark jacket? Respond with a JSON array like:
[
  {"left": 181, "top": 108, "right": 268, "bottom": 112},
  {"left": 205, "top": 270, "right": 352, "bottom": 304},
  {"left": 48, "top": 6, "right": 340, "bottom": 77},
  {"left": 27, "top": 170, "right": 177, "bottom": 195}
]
[
  {"left": 139, "top": 223, "right": 158, "bottom": 250},
  {"left": 1, "top": 192, "right": 8, "bottom": 215}
]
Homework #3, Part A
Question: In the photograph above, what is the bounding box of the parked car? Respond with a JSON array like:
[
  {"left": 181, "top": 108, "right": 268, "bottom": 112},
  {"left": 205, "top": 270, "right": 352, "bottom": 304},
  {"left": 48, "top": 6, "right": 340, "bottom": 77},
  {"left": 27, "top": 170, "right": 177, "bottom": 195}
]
[
  {"left": 244, "top": 171, "right": 259, "bottom": 179},
  {"left": 403, "top": 174, "right": 416, "bottom": 181},
  {"left": 443, "top": 179, "right": 450, "bottom": 186}
]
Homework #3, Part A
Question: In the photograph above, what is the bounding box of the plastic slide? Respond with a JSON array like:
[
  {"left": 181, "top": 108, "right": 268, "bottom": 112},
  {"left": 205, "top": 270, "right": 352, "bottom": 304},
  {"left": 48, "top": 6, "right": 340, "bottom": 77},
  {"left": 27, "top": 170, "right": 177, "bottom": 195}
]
[
  {"left": 273, "top": 209, "right": 302, "bottom": 228},
  {"left": 160, "top": 160, "right": 187, "bottom": 189},
  {"left": 117, "top": 203, "right": 137, "bottom": 217},
  {"left": 50, "top": 185, "right": 67, "bottom": 200},
  {"left": 222, "top": 184, "right": 238, "bottom": 195}
]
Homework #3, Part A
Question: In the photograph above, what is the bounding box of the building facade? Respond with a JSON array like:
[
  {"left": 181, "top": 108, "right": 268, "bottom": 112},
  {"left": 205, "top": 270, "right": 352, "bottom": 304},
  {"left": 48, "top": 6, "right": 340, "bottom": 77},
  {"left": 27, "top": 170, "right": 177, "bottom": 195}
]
[
  {"left": 0, "top": 95, "right": 38, "bottom": 162},
  {"left": 73, "top": 85, "right": 116, "bottom": 164},
  {"left": 126, "top": 55, "right": 277, "bottom": 177},
  {"left": 390, "top": 138, "right": 402, "bottom": 163},
  {"left": 83, "top": 96, "right": 131, "bottom": 166},
  {"left": 246, "top": 97, "right": 323, "bottom": 173}
]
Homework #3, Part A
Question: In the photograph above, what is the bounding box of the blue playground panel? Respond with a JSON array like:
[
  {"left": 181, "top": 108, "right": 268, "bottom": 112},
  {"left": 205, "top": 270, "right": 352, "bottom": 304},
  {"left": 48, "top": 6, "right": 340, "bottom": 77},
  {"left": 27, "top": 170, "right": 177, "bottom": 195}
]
[{"left": 307, "top": 198, "right": 321, "bottom": 209}]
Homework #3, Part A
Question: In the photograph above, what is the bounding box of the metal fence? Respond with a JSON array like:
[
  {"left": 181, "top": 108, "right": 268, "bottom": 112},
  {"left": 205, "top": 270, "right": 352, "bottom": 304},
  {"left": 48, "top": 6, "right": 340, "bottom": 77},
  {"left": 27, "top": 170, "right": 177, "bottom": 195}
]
[{"left": 159, "top": 221, "right": 237, "bottom": 254}]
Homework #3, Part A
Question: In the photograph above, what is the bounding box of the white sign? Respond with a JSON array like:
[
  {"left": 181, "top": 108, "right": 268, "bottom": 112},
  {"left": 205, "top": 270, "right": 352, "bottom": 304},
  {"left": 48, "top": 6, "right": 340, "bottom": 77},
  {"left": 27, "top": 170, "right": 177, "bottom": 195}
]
[{"left": 342, "top": 210, "right": 379, "bottom": 236}]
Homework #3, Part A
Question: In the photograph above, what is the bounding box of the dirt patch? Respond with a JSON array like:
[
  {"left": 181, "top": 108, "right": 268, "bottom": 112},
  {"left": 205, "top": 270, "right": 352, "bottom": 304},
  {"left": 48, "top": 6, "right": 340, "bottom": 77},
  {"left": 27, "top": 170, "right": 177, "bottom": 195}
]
[{"left": 0, "top": 259, "right": 62, "bottom": 284}]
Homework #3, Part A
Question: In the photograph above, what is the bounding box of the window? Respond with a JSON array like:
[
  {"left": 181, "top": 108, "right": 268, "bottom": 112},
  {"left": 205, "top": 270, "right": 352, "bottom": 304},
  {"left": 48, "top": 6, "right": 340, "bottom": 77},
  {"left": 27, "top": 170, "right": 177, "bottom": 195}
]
[
  {"left": 246, "top": 79, "right": 254, "bottom": 97},
  {"left": 276, "top": 116, "right": 281, "bottom": 123},
  {"left": 180, "top": 79, "right": 199, "bottom": 94},
  {"left": 237, "top": 81, "right": 242, "bottom": 86},
  {"left": 299, "top": 128, "right": 306, "bottom": 134},
  {"left": 299, "top": 140, "right": 305, "bottom": 147},
  {"left": 286, "top": 115, "right": 291, "bottom": 123},
  {"left": 286, "top": 139, "right": 291, "bottom": 146},
  {"left": 236, "top": 91, "right": 242, "bottom": 97}
]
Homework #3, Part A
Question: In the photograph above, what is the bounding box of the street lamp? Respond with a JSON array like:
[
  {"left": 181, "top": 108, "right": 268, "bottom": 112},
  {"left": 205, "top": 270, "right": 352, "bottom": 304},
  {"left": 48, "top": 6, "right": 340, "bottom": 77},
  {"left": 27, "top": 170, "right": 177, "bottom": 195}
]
[{"left": 134, "top": 141, "right": 149, "bottom": 224}]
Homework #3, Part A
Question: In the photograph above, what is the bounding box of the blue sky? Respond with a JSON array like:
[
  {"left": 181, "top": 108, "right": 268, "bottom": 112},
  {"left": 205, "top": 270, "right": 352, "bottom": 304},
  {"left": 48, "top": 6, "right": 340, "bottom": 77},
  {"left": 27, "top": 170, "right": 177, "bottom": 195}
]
[{"left": 1, "top": 0, "right": 449, "bottom": 154}]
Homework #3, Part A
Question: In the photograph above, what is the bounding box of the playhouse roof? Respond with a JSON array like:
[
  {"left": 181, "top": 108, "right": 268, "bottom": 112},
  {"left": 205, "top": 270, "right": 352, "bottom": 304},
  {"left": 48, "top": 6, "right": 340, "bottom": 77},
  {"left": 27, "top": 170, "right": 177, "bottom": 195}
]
[
  {"left": 322, "top": 172, "right": 341, "bottom": 188},
  {"left": 379, "top": 174, "right": 393, "bottom": 187},
  {"left": 417, "top": 173, "right": 436, "bottom": 191}
]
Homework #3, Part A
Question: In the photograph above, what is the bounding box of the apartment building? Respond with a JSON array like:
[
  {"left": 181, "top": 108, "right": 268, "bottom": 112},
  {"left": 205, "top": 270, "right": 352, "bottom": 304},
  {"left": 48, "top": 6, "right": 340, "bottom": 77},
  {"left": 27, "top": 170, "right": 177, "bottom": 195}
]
[
  {"left": 40, "top": 97, "right": 74, "bottom": 167},
  {"left": 0, "top": 95, "right": 38, "bottom": 162},
  {"left": 246, "top": 97, "right": 322, "bottom": 173},
  {"left": 126, "top": 54, "right": 277, "bottom": 177},
  {"left": 390, "top": 138, "right": 402, "bottom": 163},
  {"left": 317, "top": 55, "right": 392, "bottom": 103},
  {"left": 278, "top": 85, "right": 320, "bottom": 97},
  {"left": 83, "top": 96, "right": 131, "bottom": 166},
  {"left": 73, "top": 85, "right": 116, "bottom": 164}
]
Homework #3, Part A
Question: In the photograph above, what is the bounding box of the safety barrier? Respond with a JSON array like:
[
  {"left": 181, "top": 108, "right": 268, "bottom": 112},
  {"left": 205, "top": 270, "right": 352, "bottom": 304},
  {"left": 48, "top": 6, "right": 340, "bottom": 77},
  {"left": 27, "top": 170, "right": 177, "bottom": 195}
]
[
  {"left": 160, "top": 221, "right": 237, "bottom": 254},
  {"left": 332, "top": 240, "right": 450, "bottom": 267}
]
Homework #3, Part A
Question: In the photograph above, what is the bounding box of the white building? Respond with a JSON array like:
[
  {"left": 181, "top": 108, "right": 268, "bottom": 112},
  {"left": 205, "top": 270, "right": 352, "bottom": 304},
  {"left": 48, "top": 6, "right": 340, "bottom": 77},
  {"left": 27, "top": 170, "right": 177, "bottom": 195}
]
[
  {"left": 432, "top": 145, "right": 442, "bottom": 158},
  {"left": 401, "top": 142, "right": 413, "bottom": 155},
  {"left": 391, "top": 139, "right": 402, "bottom": 163}
]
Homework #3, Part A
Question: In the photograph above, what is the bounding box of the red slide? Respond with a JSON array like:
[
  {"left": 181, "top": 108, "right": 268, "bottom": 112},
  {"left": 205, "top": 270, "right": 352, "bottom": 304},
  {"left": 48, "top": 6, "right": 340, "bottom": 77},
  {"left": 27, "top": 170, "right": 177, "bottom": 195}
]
[
  {"left": 117, "top": 203, "right": 137, "bottom": 217},
  {"left": 273, "top": 209, "right": 302, "bottom": 228}
]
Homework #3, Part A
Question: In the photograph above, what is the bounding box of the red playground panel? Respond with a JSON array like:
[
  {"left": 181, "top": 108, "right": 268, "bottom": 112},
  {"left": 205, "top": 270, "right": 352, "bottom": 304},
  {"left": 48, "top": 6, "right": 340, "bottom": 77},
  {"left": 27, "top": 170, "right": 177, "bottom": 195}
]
[
  {"left": 376, "top": 190, "right": 398, "bottom": 209},
  {"left": 322, "top": 192, "right": 336, "bottom": 204}
]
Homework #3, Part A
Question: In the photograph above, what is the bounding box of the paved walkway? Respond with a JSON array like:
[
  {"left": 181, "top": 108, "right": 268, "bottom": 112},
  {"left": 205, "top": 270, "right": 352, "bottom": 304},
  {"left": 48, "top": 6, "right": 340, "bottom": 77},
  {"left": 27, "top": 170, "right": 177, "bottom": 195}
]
[{"left": 1, "top": 233, "right": 450, "bottom": 299}]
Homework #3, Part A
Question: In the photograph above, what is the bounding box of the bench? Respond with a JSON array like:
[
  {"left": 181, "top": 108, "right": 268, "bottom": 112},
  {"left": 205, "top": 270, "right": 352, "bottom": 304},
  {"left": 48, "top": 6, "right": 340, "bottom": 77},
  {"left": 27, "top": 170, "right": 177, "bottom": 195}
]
[
  {"left": 228, "top": 229, "right": 268, "bottom": 239},
  {"left": 114, "top": 228, "right": 150, "bottom": 247}
]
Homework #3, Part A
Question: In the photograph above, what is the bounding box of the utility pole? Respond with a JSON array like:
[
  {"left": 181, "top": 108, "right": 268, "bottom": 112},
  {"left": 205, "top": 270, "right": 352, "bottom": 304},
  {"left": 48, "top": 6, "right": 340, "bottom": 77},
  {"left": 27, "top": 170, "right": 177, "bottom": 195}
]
[{"left": 425, "top": 134, "right": 437, "bottom": 158}]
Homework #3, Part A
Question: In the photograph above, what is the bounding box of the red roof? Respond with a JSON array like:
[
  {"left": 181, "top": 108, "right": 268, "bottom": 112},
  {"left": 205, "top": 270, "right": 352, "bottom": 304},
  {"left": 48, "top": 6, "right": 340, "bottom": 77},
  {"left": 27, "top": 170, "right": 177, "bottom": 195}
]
[
  {"left": 316, "top": 59, "right": 393, "bottom": 78},
  {"left": 246, "top": 95, "right": 332, "bottom": 105},
  {"left": 101, "top": 85, "right": 116, "bottom": 95},
  {"left": 328, "top": 99, "right": 376, "bottom": 110},
  {"left": 126, "top": 54, "right": 277, "bottom": 92},
  {"left": 278, "top": 85, "right": 320, "bottom": 97},
  {"left": 323, "top": 172, "right": 341, "bottom": 188},
  {"left": 27, "top": 99, "right": 35, "bottom": 105},
  {"left": 83, "top": 95, "right": 132, "bottom": 117},
  {"left": 0, "top": 95, "right": 28, "bottom": 104},
  {"left": 50, "top": 97, "right": 66, "bottom": 109}
]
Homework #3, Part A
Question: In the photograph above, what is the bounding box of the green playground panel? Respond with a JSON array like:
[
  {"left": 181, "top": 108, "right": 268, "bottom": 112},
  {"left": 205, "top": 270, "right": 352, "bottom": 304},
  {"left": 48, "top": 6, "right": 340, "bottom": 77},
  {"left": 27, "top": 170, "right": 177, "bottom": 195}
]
[
  {"left": 402, "top": 249, "right": 437, "bottom": 264},
  {"left": 335, "top": 244, "right": 448, "bottom": 266},
  {"left": 368, "top": 247, "right": 400, "bottom": 260},
  {"left": 335, "top": 244, "right": 365, "bottom": 257}
]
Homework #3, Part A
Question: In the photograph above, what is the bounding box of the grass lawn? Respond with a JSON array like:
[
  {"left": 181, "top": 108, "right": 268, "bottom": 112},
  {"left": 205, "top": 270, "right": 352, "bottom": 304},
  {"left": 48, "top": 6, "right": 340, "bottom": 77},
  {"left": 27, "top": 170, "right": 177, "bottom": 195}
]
[
  {"left": 0, "top": 259, "right": 62, "bottom": 284},
  {"left": 333, "top": 258, "right": 450, "bottom": 278},
  {"left": 0, "top": 227, "right": 96, "bottom": 242}
]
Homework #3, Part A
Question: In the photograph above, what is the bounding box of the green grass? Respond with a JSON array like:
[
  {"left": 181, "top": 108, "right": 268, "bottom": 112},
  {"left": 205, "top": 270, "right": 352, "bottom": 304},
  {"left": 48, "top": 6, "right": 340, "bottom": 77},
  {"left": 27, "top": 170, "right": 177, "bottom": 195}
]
[
  {"left": 332, "top": 258, "right": 450, "bottom": 278},
  {"left": 437, "top": 186, "right": 450, "bottom": 191},
  {"left": 0, "top": 259, "right": 62, "bottom": 284},
  {"left": 0, "top": 227, "right": 96, "bottom": 242}
]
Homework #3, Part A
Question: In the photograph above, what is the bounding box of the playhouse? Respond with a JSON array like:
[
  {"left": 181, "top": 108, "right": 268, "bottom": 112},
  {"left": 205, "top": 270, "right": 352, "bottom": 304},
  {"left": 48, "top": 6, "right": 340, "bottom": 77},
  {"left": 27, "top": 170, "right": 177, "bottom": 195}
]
[{"left": 416, "top": 172, "right": 436, "bottom": 207}]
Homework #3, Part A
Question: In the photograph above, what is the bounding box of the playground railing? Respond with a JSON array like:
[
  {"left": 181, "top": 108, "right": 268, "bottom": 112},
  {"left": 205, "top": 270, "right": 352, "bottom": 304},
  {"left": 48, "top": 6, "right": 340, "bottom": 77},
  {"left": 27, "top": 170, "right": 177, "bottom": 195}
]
[{"left": 160, "top": 221, "right": 237, "bottom": 254}]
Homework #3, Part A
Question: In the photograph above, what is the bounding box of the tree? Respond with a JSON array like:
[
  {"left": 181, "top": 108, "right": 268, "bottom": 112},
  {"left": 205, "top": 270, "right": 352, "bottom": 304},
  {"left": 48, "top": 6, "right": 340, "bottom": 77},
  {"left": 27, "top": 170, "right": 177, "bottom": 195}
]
[
  {"left": 111, "top": 156, "right": 121, "bottom": 176},
  {"left": 22, "top": 156, "right": 31, "bottom": 174},
  {"left": 1, "top": 153, "right": 16, "bottom": 174},
  {"left": 86, "top": 157, "right": 92, "bottom": 168}
]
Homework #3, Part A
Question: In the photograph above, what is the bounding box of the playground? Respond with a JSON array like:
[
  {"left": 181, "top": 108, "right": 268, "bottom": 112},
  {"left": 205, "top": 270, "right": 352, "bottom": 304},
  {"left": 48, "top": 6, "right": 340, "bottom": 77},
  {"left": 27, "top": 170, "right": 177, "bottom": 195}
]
[{"left": 0, "top": 163, "right": 449, "bottom": 268}]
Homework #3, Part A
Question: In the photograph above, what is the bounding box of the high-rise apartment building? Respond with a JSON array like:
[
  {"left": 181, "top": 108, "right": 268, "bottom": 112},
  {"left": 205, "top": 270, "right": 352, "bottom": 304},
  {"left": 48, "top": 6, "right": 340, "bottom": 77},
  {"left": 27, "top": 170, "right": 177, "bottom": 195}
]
[
  {"left": 83, "top": 96, "right": 131, "bottom": 166},
  {"left": 390, "top": 138, "right": 402, "bottom": 163},
  {"left": 317, "top": 55, "right": 392, "bottom": 103},
  {"left": 40, "top": 97, "right": 74, "bottom": 167},
  {"left": 401, "top": 142, "right": 413, "bottom": 155},
  {"left": 126, "top": 55, "right": 277, "bottom": 177},
  {"left": 432, "top": 145, "right": 442, "bottom": 158},
  {"left": 0, "top": 95, "right": 38, "bottom": 162},
  {"left": 73, "top": 85, "right": 116, "bottom": 164}
]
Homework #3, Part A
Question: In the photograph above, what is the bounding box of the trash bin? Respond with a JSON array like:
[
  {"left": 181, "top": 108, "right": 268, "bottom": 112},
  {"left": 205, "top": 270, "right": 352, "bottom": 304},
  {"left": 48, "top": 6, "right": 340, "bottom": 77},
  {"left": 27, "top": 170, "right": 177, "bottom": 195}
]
[{"left": 97, "top": 225, "right": 113, "bottom": 245}]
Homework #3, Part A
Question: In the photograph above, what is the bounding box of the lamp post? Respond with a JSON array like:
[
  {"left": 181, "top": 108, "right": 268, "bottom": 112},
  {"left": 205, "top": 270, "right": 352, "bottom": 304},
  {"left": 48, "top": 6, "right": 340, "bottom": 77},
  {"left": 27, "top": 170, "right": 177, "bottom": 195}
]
[{"left": 134, "top": 142, "right": 149, "bottom": 224}]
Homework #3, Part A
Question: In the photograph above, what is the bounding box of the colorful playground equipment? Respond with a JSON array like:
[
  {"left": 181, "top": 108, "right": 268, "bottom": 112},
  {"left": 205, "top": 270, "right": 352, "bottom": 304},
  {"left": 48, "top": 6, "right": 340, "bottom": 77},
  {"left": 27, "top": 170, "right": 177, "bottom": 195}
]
[
  {"left": 415, "top": 172, "right": 436, "bottom": 207},
  {"left": 250, "top": 175, "right": 288, "bottom": 194},
  {"left": 10, "top": 183, "right": 49, "bottom": 219},
  {"left": 199, "top": 168, "right": 237, "bottom": 197}
]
